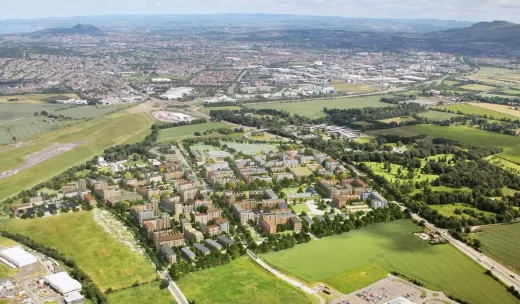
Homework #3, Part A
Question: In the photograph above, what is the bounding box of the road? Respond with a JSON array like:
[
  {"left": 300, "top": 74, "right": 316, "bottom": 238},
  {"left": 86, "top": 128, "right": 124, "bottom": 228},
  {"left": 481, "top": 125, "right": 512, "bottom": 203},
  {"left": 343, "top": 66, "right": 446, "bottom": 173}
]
[
  {"left": 228, "top": 69, "right": 248, "bottom": 95},
  {"left": 395, "top": 203, "right": 520, "bottom": 290},
  {"left": 247, "top": 250, "right": 325, "bottom": 304},
  {"left": 161, "top": 271, "right": 189, "bottom": 304}
]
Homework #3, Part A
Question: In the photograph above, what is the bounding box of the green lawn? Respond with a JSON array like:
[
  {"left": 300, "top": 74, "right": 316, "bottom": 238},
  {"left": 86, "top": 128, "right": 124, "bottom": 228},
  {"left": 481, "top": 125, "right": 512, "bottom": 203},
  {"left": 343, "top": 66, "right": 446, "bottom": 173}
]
[
  {"left": 416, "top": 110, "right": 462, "bottom": 121},
  {"left": 108, "top": 281, "right": 175, "bottom": 304},
  {"left": 177, "top": 256, "right": 317, "bottom": 304},
  {"left": 321, "top": 263, "right": 388, "bottom": 294},
  {"left": 434, "top": 104, "right": 517, "bottom": 120},
  {"left": 262, "top": 220, "right": 517, "bottom": 304},
  {"left": 476, "top": 223, "right": 520, "bottom": 274},
  {"left": 0, "top": 111, "right": 153, "bottom": 200},
  {"left": 223, "top": 142, "right": 278, "bottom": 155},
  {"left": 1, "top": 212, "right": 157, "bottom": 291},
  {"left": 290, "top": 167, "right": 314, "bottom": 177},
  {"left": 157, "top": 122, "right": 232, "bottom": 142},
  {"left": 291, "top": 204, "right": 311, "bottom": 215},
  {"left": 244, "top": 96, "right": 393, "bottom": 118},
  {"left": 429, "top": 203, "right": 495, "bottom": 219},
  {"left": 197, "top": 106, "right": 242, "bottom": 115}
]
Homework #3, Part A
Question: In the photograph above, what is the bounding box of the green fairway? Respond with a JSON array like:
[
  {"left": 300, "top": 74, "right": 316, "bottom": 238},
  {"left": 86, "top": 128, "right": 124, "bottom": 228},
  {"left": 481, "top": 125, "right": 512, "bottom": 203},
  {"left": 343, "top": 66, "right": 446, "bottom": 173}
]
[
  {"left": 262, "top": 220, "right": 517, "bottom": 304},
  {"left": 177, "top": 256, "right": 317, "bottom": 304},
  {"left": 416, "top": 110, "right": 462, "bottom": 121},
  {"left": 223, "top": 142, "right": 278, "bottom": 154},
  {"left": 197, "top": 106, "right": 242, "bottom": 115},
  {"left": 1, "top": 212, "right": 157, "bottom": 291},
  {"left": 0, "top": 111, "right": 153, "bottom": 200},
  {"left": 157, "top": 122, "right": 232, "bottom": 142},
  {"left": 476, "top": 223, "right": 520, "bottom": 274},
  {"left": 244, "top": 96, "right": 393, "bottom": 118},
  {"left": 108, "top": 281, "right": 175, "bottom": 304},
  {"left": 429, "top": 203, "right": 495, "bottom": 219},
  {"left": 434, "top": 104, "right": 517, "bottom": 120}
]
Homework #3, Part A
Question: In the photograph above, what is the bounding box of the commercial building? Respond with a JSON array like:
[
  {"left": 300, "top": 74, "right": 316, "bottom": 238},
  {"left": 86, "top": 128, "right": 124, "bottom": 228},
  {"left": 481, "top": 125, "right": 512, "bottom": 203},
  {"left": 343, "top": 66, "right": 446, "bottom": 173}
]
[
  {"left": 44, "top": 272, "right": 82, "bottom": 295},
  {"left": 0, "top": 247, "right": 37, "bottom": 267}
]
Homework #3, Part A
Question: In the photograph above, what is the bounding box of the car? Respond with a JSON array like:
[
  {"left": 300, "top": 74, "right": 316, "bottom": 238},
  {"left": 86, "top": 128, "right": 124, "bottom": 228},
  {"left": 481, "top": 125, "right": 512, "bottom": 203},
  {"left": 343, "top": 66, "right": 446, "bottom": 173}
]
[{"left": 511, "top": 274, "right": 516, "bottom": 279}]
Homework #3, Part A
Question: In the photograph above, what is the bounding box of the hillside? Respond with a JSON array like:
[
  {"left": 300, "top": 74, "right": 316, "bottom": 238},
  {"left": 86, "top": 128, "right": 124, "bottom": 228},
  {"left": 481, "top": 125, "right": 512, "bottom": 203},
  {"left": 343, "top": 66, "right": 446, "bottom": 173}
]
[
  {"left": 435, "top": 20, "right": 520, "bottom": 40},
  {"left": 33, "top": 24, "right": 103, "bottom": 35}
]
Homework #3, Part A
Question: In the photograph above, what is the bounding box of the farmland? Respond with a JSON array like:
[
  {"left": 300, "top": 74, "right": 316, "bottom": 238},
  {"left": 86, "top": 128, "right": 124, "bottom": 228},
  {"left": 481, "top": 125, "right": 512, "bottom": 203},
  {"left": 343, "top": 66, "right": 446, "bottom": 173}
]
[
  {"left": 366, "top": 127, "right": 420, "bottom": 138},
  {"left": 197, "top": 106, "right": 242, "bottom": 115},
  {"left": 0, "top": 110, "right": 153, "bottom": 200},
  {"left": 467, "top": 67, "right": 520, "bottom": 88},
  {"left": 378, "top": 116, "right": 415, "bottom": 124},
  {"left": 442, "top": 80, "right": 460, "bottom": 86},
  {"left": 416, "top": 110, "right": 462, "bottom": 121},
  {"left": 434, "top": 103, "right": 518, "bottom": 120},
  {"left": 0, "top": 103, "right": 73, "bottom": 124},
  {"left": 107, "top": 281, "right": 175, "bottom": 304},
  {"left": 459, "top": 84, "right": 495, "bottom": 92},
  {"left": 157, "top": 122, "right": 232, "bottom": 142},
  {"left": 332, "top": 82, "right": 379, "bottom": 93},
  {"left": 476, "top": 223, "right": 520, "bottom": 274},
  {"left": 244, "top": 95, "right": 393, "bottom": 118},
  {"left": 1, "top": 212, "right": 157, "bottom": 291},
  {"left": 469, "top": 102, "right": 520, "bottom": 118},
  {"left": 261, "top": 220, "right": 517, "bottom": 304},
  {"left": 0, "top": 93, "right": 80, "bottom": 104},
  {"left": 54, "top": 105, "right": 128, "bottom": 119},
  {"left": 177, "top": 256, "right": 317, "bottom": 304}
]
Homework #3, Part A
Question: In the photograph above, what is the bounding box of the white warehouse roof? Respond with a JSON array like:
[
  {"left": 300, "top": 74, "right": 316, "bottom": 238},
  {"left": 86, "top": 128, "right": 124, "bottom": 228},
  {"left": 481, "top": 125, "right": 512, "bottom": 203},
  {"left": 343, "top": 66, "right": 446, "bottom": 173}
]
[
  {"left": 45, "top": 272, "right": 82, "bottom": 295},
  {"left": 0, "top": 247, "right": 37, "bottom": 267}
]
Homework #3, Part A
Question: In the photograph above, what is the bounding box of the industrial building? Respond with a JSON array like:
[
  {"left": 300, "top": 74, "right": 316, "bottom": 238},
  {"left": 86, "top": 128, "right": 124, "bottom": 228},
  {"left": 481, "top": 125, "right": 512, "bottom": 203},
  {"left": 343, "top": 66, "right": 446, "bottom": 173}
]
[
  {"left": 44, "top": 272, "right": 82, "bottom": 295},
  {"left": 0, "top": 247, "right": 37, "bottom": 267}
]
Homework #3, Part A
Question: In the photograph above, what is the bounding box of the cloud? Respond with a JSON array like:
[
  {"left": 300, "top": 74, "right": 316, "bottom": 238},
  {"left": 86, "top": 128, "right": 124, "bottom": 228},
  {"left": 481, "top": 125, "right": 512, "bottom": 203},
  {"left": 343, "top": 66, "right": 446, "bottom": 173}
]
[{"left": 0, "top": 0, "right": 517, "bottom": 22}]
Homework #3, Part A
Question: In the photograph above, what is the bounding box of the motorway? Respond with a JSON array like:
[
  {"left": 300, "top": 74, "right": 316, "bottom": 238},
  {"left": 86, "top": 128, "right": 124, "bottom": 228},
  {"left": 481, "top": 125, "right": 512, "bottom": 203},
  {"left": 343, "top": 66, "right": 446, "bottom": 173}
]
[
  {"left": 396, "top": 203, "right": 520, "bottom": 290},
  {"left": 247, "top": 250, "right": 325, "bottom": 304}
]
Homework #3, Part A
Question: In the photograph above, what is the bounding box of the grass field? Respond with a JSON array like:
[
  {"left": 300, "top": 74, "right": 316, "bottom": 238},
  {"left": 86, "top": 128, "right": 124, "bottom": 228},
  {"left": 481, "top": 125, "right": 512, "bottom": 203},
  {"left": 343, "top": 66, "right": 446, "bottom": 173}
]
[
  {"left": 332, "top": 82, "right": 379, "bottom": 93},
  {"left": 157, "top": 122, "right": 232, "bottom": 142},
  {"left": 366, "top": 127, "right": 420, "bottom": 138},
  {"left": 223, "top": 142, "right": 278, "bottom": 155},
  {"left": 378, "top": 117, "right": 415, "bottom": 124},
  {"left": 442, "top": 80, "right": 460, "bottom": 86},
  {"left": 476, "top": 223, "right": 520, "bottom": 274},
  {"left": 429, "top": 203, "right": 495, "bottom": 219},
  {"left": 416, "top": 110, "right": 462, "bottom": 121},
  {"left": 291, "top": 203, "right": 312, "bottom": 215},
  {"left": 434, "top": 103, "right": 518, "bottom": 120},
  {"left": 1, "top": 212, "right": 157, "bottom": 291},
  {"left": 485, "top": 155, "right": 520, "bottom": 175},
  {"left": 459, "top": 84, "right": 496, "bottom": 92},
  {"left": 262, "top": 220, "right": 517, "bottom": 304},
  {"left": 54, "top": 105, "right": 126, "bottom": 119},
  {"left": 244, "top": 96, "right": 393, "bottom": 118},
  {"left": 501, "top": 88, "right": 520, "bottom": 95},
  {"left": 177, "top": 256, "right": 317, "bottom": 304},
  {"left": 197, "top": 106, "right": 242, "bottom": 115},
  {"left": 0, "top": 110, "right": 153, "bottom": 201},
  {"left": 107, "top": 281, "right": 175, "bottom": 304},
  {"left": 321, "top": 263, "right": 388, "bottom": 294},
  {"left": 0, "top": 103, "right": 73, "bottom": 124},
  {"left": 468, "top": 67, "right": 520, "bottom": 88},
  {"left": 0, "top": 93, "right": 79, "bottom": 104},
  {"left": 469, "top": 102, "right": 520, "bottom": 119},
  {"left": 362, "top": 162, "right": 438, "bottom": 184},
  {"left": 290, "top": 166, "right": 314, "bottom": 177}
]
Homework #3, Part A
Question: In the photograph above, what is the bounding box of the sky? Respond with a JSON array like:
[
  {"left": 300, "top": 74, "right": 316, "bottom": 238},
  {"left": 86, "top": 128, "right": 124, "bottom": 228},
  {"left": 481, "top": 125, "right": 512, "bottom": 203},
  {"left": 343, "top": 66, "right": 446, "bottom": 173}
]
[{"left": 0, "top": 0, "right": 519, "bottom": 22}]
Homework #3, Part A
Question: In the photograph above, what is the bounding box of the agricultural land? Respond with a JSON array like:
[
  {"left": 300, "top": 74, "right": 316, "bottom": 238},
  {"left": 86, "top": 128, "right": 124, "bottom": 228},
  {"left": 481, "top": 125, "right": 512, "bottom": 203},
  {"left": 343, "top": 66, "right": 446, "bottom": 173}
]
[
  {"left": 476, "top": 223, "right": 520, "bottom": 274},
  {"left": 433, "top": 103, "right": 518, "bottom": 120}
]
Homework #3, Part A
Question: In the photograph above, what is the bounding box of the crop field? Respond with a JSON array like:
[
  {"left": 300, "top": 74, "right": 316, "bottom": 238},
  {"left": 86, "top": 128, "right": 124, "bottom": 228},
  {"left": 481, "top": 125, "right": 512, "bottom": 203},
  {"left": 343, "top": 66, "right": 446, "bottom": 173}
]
[
  {"left": 107, "top": 281, "right": 175, "bottom": 304},
  {"left": 429, "top": 203, "right": 495, "bottom": 219},
  {"left": 366, "top": 127, "right": 420, "bottom": 138},
  {"left": 469, "top": 102, "right": 520, "bottom": 118},
  {"left": 0, "top": 111, "right": 153, "bottom": 200},
  {"left": 468, "top": 67, "right": 520, "bottom": 88},
  {"left": 378, "top": 116, "right": 415, "bottom": 124},
  {"left": 416, "top": 110, "right": 462, "bottom": 121},
  {"left": 434, "top": 103, "right": 518, "bottom": 120},
  {"left": 442, "top": 80, "right": 460, "bottom": 86},
  {"left": 332, "top": 82, "right": 379, "bottom": 93},
  {"left": 244, "top": 96, "right": 393, "bottom": 118},
  {"left": 223, "top": 142, "right": 278, "bottom": 155},
  {"left": 0, "top": 104, "right": 73, "bottom": 124},
  {"left": 501, "top": 88, "right": 520, "bottom": 95},
  {"left": 0, "top": 93, "right": 79, "bottom": 104},
  {"left": 459, "top": 84, "right": 495, "bottom": 92},
  {"left": 177, "top": 256, "right": 317, "bottom": 304},
  {"left": 0, "top": 120, "right": 63, "bottom": 145},
  {"left": 197, "top": 106, "right": 242, "bottom": 115},
  {"left": 476, "top": 223, "right": 520, "bottom": 274},
  {"left": 157, "top": 122, "right": 232, "bottom": 142},
  {"left": 1, "top": 212, "right": 157, "bottom": 291},
  {"left": 262, "top": 220, "right": 517, "bottom": 304}
]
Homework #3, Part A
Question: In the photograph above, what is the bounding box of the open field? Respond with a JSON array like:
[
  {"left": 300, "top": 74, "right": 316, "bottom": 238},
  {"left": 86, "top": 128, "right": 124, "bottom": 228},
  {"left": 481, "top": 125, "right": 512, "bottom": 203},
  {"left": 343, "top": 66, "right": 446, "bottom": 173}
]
[
  {"left": 501, "top": 88, "right": 520, "bottom": 95},
  {"left": 0, "top": 120, "right": 63, "bottom": 145},
  {"left": 0, "top": 110, "right": 153, "bottom": 200},
  {"left": 362, "top": 162, "right": 438, "bottom": 184},
  {"left": 469, "top": 102, "right": 520, "bottom": 119},
  {"left": 54, "top": 105, "right": 127, "bottom": 119},
  {"left": 467, "top": 67, "right": 520, "bottom": 88},
  {"left": 476, "top": 223, "right": 520, "bottom": 274},
  {"left": 107, "top": 281, "right": 175, "bottom": 304},
  {"left": 416, "top": 110, "right": 462, "bottom": 121},
  {"left": 442, "top": 80, "right": 460, "bottom": 86},
  {"left": 434, "top": 103, "right": 518, "bottom": 120},
  {"left": 0, "top": 104, "right": 73, "bottom": 124},
  {"left": 485, "top": 155, "right": 520, "bottom": 175},
  {"left": 223, "top": 142, "right": 278, "bottom": 155},
  {"left": 157, "top": 122, "right": 231, "bottom": 142},
  {"left": 1, "top": 212, "right": 157, "bottom": 291},
  {"left": 197, "top": 106, "right": 242, "bottom": 115},
  {"left": 177, "top": 256, "right": 317, "bottom": 304},
  {"left": 244, "top": 96, "right": 393, "bottom": 118},
  {"left": 378, "top": 117, "right": 415, "bottom": 124},
  {"left": 0, "top": 93, "right": 79, "bottom": 104},
  {"left": 262, "top": 220, "right": 517, "bottom": 304},
  {"left": 459, "top": 84, "right": 495, "bottom": 92},
  {"left": 366, "top": 127, "right": 420, "bottom": 138},
  {"left": 429, "top": 203, "right": 495, "bottom": 219},
  {"left": 321, "top": 263, "right": 388, "bottom": 294},
  {"left": 332, "top": 82, "right": 379, "bottom": 93},
  {"left": 291, "top": 203, "right": 312, "bottom": 215}
]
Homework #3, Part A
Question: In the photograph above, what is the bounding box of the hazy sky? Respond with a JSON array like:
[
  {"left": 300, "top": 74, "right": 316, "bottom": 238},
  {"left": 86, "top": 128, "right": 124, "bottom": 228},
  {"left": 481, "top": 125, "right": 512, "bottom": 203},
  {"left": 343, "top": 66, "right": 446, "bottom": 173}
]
[{"left": 0, "top": 0, "right": 518, "bottom": 22}]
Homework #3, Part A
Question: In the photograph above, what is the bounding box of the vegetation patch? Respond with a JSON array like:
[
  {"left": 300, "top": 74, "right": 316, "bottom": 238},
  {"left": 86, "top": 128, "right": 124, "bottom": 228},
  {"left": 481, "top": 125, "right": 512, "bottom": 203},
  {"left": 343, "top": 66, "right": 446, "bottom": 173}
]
[
  {"left": 107, "top": 281, "right": 175, "bottom": 304},
  {"left": 223, "top": 142, "right": 278, "bottom": 155},
  {"left": 321, "top": 263, "right": 389, "bottom": 294},
  {"left": 332, "top": 82, "right": 379, "bottom": 93},
  {"left": 468, "top": 102, "right": 520, "bottom": 118},
  {"left": 157, "top": 122, "right": 232, "bottom": 142},
  {"left": 476, "top": 223, "right": 520, "bottom": 274},
  {"left": 416, "top": 110, "right": 462, "bottom": 121},
  {"left": 366, "top": 127, "right": 420, "bottom": 138},
  {"left": 378, "top": 117, "right": 416, "bottom": 124},
  {"left": 429, "top": 203, "right": 495, "bottom": 219},
  {"left": 434, "top": 104, "right": 518, "bottom": 120},
  {"left": 459, "top": 84, "right": 496, "bottom": 92},
  {"left": 197, "top": 106, "right": 242, "bottom": 115}
]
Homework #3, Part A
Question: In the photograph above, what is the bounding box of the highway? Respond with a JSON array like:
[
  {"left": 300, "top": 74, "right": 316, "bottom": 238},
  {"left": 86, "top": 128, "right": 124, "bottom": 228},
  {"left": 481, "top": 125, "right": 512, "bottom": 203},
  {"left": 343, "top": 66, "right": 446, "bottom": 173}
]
[
  {"left": 247, "top": 250, "right": 325, "bottom": 304},
  {"left": 396, "top": 203, "right": 520, "bottom": 290}
]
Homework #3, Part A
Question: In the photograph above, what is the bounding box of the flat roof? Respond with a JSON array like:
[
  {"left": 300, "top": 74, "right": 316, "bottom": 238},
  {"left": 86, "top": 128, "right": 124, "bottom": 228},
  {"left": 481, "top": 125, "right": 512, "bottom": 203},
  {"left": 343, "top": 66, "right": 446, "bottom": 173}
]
[
  {"left": 45, "top": 272, "right": 82, "bottom": 294},
  {"left": 0, "top": 247, "right": 37, "bottom": 267}
]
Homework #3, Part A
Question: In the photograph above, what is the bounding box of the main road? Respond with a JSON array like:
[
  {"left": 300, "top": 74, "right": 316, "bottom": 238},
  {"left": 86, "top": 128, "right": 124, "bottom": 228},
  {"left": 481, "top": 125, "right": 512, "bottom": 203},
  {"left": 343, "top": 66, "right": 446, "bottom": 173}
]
[{"left": 395, "top": 203, "right": 520, "bottom": 290}]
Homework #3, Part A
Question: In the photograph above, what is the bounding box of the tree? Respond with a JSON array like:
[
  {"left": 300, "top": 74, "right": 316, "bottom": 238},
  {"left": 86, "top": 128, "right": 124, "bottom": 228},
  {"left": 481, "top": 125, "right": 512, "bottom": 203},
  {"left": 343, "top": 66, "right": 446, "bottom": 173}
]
[{"left": 159, "top": 279, "right": 169, "bottom": 289}]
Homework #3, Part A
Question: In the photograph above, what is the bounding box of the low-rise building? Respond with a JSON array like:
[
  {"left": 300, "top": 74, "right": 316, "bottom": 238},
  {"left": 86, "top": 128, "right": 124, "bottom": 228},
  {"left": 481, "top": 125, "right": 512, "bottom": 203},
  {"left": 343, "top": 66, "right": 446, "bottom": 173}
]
[
  {"left": 160, "top": 244, "right": 177, "bottom": 264},
  {"left": 194, "top": 243, "right": 211, "bottom": 256},
  {"left": 217, "top": 235, "right": 234, "bottom": 247},
  {"left": 205, "top": 239, "right": 223, "bottom": 252},
  {"left": 181, "top": 247, "right": 196, "bottom": 261}
]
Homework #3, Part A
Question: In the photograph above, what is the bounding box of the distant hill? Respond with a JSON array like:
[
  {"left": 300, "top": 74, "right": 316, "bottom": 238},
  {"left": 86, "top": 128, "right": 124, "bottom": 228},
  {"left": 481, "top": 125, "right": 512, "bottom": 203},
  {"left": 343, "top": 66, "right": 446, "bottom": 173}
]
[
  {"left": 434, "top": 20, "right": 520, "bottom": 40},
  {"left": 33, "top": 24, "right": 103, "bottom": 36}
]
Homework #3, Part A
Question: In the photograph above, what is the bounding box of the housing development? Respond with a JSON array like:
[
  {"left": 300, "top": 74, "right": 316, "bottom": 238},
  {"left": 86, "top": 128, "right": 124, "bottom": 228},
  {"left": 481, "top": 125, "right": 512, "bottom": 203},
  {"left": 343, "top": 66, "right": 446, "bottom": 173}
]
[{"left": 0, "top": 11, "right": 520, "bottom": 304}]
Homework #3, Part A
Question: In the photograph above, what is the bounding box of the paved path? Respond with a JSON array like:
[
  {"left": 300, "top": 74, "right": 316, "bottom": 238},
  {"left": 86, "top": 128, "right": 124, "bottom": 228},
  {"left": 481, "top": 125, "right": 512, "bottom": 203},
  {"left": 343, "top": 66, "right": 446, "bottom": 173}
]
[
  {"left": 247, "top": 251, "right": 325, "bottom": 304},
  {"left": 161, "top": 271, "right": 189, "bottom": 304}
]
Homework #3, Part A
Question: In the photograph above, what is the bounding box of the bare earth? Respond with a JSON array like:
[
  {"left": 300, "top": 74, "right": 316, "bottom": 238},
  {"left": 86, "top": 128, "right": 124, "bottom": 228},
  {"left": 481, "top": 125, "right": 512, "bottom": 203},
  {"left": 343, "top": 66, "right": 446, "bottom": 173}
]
[
  {"left": 331, "top": 276, "right": 456, "bottom": 304},
  {"left": 0, "top": 142, "right": 82, "bottom": 181}
]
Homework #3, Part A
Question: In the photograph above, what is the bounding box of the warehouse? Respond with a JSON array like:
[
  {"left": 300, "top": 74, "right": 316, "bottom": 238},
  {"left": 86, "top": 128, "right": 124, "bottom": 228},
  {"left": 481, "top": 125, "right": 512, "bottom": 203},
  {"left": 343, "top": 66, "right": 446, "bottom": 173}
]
[
  {"left": 0, "top": 247, "right": 37, "bottom": 267},
  {"left": 44, "top": 272, "right": 82, "bottom": 295}
]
